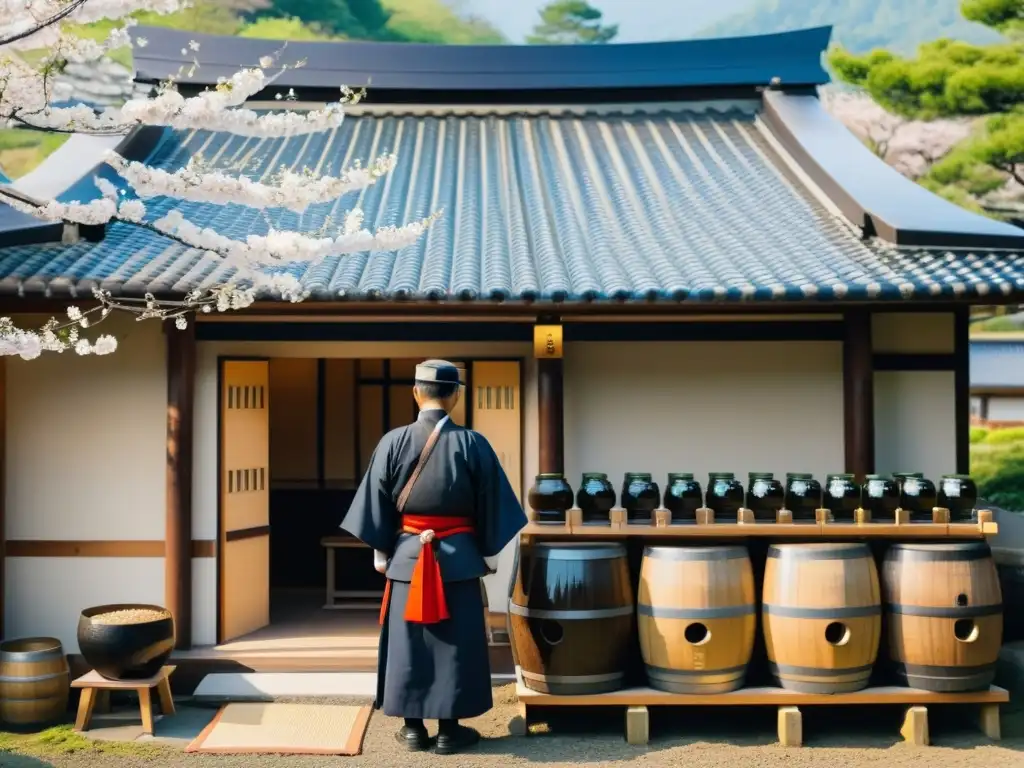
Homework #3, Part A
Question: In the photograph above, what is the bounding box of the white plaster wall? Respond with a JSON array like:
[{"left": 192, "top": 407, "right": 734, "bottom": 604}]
[
  {"left": 872, "top": 312, "right": 955, "bottom": 353},
  {"left": 4, "top": 315, "right": 166, "bottom": 650},
  {"left": 6, "top": 315, "right": 166, "bottom": 539},
  {"left": 563, "top": 341, "right": 845, "bottom": 486},
  {"left": 192, "top": 558, "right": 217, "bottom": 646},
  {"left": 986, "top": 397, "right": 1024, "bottom": 423},
  {"left": 192, "top": 338, "right": 536, "bottom": 620},
  {"left": 874, "top": 371, "right": 957, "bottom": 479},
  {"left": 4, "top": 558, "right": 164, "bottom": 653}
]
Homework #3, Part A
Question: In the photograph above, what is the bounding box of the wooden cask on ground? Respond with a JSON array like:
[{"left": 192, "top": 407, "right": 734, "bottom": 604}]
[
  {"left": 762, "top": 542, "right": 881, "bottom": 693},
  {"left": 883, "top": 542, "right": 1002, "bottom": 692},
  {"left": 510, "top": 542, "right": 634, "bottom": 694},
  {"left": 0, "top": 638, "right": 70, "bottom": 726},
  {"left": 638, "top": 545, "right": 755, "bottom": 693}
]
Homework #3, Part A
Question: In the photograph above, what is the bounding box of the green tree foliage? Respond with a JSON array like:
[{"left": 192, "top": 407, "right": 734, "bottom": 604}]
[
  {"left": 698, "top": 0, "right": 1000, "bottom": 55},
  {"left": 962, "top": 0, "right": 1024, "bottom": 35},
  {"left": 829, "top": 0, "right": 1023, "bottom": 211},
  {"left": 383, "top": 0, "right": 505, "bottom": 44},
  {"left": 237, "top": 17, "right": 338, "bottom": 40},
  {"left": 251, "top": 0, "right": 393, "bottom": 39},
  {"left": 971, "top": 426, "right": 1024, "bottom": 510},
  {"left": 526, "top": 0, "right": 618, "bottom": 45}
]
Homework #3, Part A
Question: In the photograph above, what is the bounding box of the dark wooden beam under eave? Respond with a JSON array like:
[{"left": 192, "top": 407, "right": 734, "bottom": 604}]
[
  {"left": 843, "top": 309, "right": 874, "bottom": 479},
  {"left": 535, "top": 321, "right": 565, "bottom": 475},
  {"left": 165, "top": 320, "right": 196, "bottom": 650},
  {"left": 954, "top": 307, "right": 970, "bottom": 474}
]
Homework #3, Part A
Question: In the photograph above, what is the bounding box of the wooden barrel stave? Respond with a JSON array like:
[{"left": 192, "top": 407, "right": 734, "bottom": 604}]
[
  {"left": 0, "top": 637, "right": 70, "bottom": 727},
  {"left": 510, "top": 542, "right": 634, "bottom": 695},
  {"left": 638, "top": 545, "right": 755, "bottom": 693},
  {"left": 883, "top": 542, "right": 1002, "bottom": 692},
  {"left": 762, "top": 543, "right": 881, "bottom": 694}
]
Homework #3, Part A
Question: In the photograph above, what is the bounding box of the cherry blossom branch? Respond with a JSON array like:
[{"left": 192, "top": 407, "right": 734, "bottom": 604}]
[
  {"left": 105, "top": 150, "right": 399, "bottom": 211},
  {"left": 0, "top": 0, "right": 90, "bottom": 48}
]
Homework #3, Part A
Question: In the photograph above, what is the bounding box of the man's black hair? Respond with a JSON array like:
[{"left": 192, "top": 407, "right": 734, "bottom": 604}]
[{"left": 415, "top": 380, "right": 460, "bottom": 400}]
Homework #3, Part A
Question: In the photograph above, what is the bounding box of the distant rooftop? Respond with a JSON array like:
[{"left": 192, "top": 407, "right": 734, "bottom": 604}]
[
  {"left": 971, "top": 339, "right": 1024, "bottom": 390},
  {"left": 129, "top": 25, "right": 832, "bottom": 100}
]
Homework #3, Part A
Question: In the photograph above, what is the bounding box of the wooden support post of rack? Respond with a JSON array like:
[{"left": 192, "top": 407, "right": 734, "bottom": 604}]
[
  {"left": 737, "top": 507, "right": 755, "bottom": 525},
  {"left": 566, "top": 507, "right": 583, "bottom": 530},
  {"left": 894, "top": 508, "right": 912, "bottom": 525},
  {"left": 932, "top": 507, "right": 950, "bottom": 524},
  {"left": 976, "top": 509, "right": 997, "bottom": 535},
  {"left": 815, "top": 508, "right": 832, "bottom": 525},
  {"left": 855, "top": 507, "right": 871, "bottom": 524},
  {"left": 695, "top": 507, "right": 714, "bottom": 525},
  {"left": 609, "top": 507, "right": 627, "bottom": 530},
  {"left": 625, "top": 706, "right": 649, "bottom": 746},
  {"left": 776, "top": 508, "right": 793, "bottom": 524},
  {"left": 900, "top": 706, "right": 929, "bottom": 746},
  {"left": 979, "top": 703, "right": 1001, "bottom": 740},
  {"left": 509, "top": 701, "right": 529, "bottom": 737},
  {"left": 653, "top": 508, "right": 671, "bottom": 528},
  {"left": 777, "top": 706, "right": 802, "bottom": 747}
]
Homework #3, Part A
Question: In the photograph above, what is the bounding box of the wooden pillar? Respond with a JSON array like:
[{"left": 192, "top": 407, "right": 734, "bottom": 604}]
[
  {"left": 165, "top": 321, "right": 196, "bottom": 650},
  {"left": 954, "top": 306, "right": 970, "bottom": 474},
  {"left": 843, "top": 309, "right": 874, "bottom": 479},
  {"left": 0, "top": 358, "right": 6, "bottom": 640},
  {"left": 535, "top": 322, "right": 564, "bottom": 474}
]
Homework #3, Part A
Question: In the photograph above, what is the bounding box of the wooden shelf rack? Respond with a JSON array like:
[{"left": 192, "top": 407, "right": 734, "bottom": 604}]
[
  {"left": 512, "top": 672, "right": 1009, "bottom": 747},
  {"left": 519, "top": 506, "right": 997, "bottom": 540}
]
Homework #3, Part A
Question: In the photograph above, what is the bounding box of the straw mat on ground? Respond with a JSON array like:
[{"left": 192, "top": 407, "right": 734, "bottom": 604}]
[{"left": 186, "top": 702, "right": 372, "bottom": 755}]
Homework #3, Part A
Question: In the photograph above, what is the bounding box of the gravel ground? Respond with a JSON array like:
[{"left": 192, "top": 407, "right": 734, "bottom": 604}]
[{"left": 3, "top": 684, "right": 1023, "bottom": 768}]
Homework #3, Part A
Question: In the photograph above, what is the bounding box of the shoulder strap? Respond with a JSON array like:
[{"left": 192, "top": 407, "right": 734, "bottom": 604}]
[{"left": 396, "top": 415, "right": 450, "bottom": 513}]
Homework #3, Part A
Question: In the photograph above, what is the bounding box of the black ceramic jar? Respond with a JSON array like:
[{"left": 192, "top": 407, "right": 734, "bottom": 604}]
[
  {"left": 663, "top": 473, "right": 703, "bottom": 523},
  {"left": 784, "top": 473, "right": 821, "bottom": 521},
  {"left": 862, "top": 474, "right": 900, "bottom": 520},
  {"left": 938, "top": 474, "right": 978, "bottom": 522},
  {"left": 576, "top": 472, "right": 616, "bottom": 525},
  {"left": 527, "top": 474, "right": 575, "bottom": 524},
  {"left": 77, "top": 604, "right": 175, "bottom": 680},
  {"left": 747, "top": 472, "right": 785, "bottom": 521},
  {"left": 824, "top": 473, "right": 860, "bottom": 522},
  {"left": 622, "top": 473, "right": 660, "bottom": 524},
  {"left": 895, "top": 472, "right": 937, "bottom": 522},
  {"left": 706, "top": 472, "right": 744, "bottom": 519}
]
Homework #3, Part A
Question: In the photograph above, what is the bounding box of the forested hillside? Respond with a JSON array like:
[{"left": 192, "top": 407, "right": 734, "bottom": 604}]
[{"left": 697, "top": 0, "right": 1001, "bottom": 53}]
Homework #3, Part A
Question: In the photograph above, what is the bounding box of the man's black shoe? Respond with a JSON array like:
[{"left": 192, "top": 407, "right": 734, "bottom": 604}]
[
  {"left": 435, "top": 724, "right": 480, "bottom": 755},
  {"left": 395, "top": 724, "right": 431, "bottom": 751}
]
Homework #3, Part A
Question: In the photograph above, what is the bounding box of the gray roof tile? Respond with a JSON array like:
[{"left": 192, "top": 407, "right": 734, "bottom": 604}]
[{"left": 2, "top": 107, "right": 1024, "bottom": 303}]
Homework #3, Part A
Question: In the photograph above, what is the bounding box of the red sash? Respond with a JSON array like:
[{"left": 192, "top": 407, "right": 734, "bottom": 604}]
[{"left": 379, "top": 515, "right": 475, "bottom": 625}]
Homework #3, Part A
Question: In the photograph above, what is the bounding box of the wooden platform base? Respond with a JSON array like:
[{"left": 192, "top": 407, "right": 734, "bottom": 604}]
[
  {"left": 513, "top": 677, "right": 1009, "bottom": 747},
  {"left": 72, "top": 665, "right": 176, "bottom": 736}
]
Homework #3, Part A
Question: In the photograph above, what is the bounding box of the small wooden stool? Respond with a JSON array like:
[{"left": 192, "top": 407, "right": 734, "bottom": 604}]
[{"left": 71, "top": 665, "right": 176, "bottom": 735}]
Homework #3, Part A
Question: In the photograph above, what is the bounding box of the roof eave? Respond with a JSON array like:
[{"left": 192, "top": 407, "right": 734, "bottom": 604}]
[
  {"left": 129, "top": 25, "right": 832, "bottom": 100},
  {"left": 761, "top": 90, "right": 1024, "bottom": 252}
]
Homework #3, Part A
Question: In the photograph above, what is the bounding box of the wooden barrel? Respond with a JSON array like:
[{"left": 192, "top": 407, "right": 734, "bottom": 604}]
[
  {"left": 0, "top": 637, "right": 70, "bottom": 727},
  {"left": 763, "top": 543, "right": 881, "bottom": 693},
  {"left": 883, "top": 542, "right": 1002, "bottom": 692},
  {"left": 510, "top": 541, "right": 634, "bottom": 695},
  {"left": 638, "top": 545, "right": 755, "bottom": 693}
]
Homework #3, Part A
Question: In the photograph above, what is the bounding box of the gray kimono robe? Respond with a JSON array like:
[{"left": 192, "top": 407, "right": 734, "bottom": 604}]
[{"left": 341, "top": 408, "right": 527, "bottom": 720}]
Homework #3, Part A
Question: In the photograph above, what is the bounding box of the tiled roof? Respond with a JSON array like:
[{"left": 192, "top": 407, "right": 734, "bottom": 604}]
[
  {"left": 971, "top": 340, "right": 1024, "bottom": 388},
  {"left": 2, "top": 106, "right": 1024, "bottom": 303}
]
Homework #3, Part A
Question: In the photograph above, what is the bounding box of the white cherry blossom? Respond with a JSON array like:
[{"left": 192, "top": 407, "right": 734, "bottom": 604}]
[{"left": 0, "top": 0, "right": 437, "bottom": 357}]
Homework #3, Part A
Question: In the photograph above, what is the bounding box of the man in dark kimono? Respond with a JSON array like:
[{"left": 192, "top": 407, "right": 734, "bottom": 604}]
[{"left": 341, "top": 359, "right": 527, "bottom": 755}]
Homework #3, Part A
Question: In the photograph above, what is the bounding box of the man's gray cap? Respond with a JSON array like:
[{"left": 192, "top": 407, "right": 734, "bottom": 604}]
[{"left": 415, "top": 359, "right": 461, "bottom": 384}]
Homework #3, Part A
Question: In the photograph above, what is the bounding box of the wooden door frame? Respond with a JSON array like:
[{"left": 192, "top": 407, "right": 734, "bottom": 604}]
[
  {"left": 215, "top": 355, "right": 271, "bottom": 644},
  {"left": 214, "top": 353, "right": 527, "bottom": 643}
]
